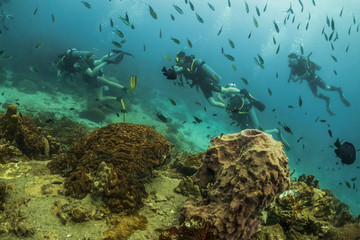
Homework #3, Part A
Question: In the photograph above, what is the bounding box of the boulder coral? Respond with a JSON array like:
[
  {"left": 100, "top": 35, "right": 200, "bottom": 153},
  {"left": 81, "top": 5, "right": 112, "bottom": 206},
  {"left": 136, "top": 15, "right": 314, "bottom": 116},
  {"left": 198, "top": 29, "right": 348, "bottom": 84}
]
[
  {"left": 48, "top": 123, "right": 173, "bottom": 212},
  {"left": 180, "top": 129, "right": 290, "bottom": 240},
  {"left": 0, "top": 105, "right": 58, "bottom": 159}
]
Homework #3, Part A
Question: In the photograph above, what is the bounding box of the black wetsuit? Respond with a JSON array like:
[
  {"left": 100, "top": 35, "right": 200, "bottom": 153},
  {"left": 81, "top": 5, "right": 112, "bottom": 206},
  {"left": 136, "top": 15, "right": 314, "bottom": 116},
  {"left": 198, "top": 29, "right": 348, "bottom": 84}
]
[
  {"left": 180, "top": 57, "right": 221, "bottom": 99},
  {"left": 77, "top": 57, "right": 103, "bottom": 88},
  {"left": 227, "top": 94, "right": 253, "bottom": 129},
  {"left": 291, "top": 58, "right": 326, "bottom": 95}
]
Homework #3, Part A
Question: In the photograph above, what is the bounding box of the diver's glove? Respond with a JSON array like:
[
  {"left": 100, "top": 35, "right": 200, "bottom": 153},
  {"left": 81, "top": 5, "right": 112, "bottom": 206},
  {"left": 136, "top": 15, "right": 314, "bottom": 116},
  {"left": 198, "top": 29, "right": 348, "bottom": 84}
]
[{"left": 162, "top": 67, "right": 177, "bottom": 80}]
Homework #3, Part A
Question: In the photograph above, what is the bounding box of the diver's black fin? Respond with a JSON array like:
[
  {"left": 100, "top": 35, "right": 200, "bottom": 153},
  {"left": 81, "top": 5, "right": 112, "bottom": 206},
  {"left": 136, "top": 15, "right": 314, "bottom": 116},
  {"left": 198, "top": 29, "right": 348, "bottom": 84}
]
[
  {"left": 334, "top": 138, "right": 341, "bottom": 148},
  {"left": 162, "top": 67, "right": 166, "bottom": 72},
  {"left": 248, "top": 95, "right": 265, "bottom": 112}
]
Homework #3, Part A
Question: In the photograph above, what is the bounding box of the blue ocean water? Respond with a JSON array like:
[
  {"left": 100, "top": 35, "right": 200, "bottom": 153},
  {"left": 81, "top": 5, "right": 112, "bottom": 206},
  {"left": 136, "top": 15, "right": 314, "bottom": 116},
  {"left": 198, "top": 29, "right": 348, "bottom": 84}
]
[{"left": 0, "top": 0, "right": 359, "bottom": 215}]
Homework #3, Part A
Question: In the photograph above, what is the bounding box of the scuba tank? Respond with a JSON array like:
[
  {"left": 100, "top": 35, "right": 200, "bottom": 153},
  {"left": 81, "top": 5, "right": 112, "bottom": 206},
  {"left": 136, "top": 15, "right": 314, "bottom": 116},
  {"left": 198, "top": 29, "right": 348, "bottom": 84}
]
[
  {"left": 194, "top": 58, "right": 222, "bottom": 83},
  {"left": 66, "top": 48, "right": 92, "bottom": 58}
]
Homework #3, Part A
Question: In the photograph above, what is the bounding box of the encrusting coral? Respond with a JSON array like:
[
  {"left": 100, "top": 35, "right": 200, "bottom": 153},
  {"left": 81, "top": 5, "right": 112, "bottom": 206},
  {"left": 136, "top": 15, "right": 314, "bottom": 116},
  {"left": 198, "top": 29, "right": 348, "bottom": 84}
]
[
  {"left": 48, "top": 123, "right": 173, "bottom": 212},
  {"left": 179, "top": 129, "right": 290, "bottom": 240},
  {"left": 0, "top": 105, "right": 59, "bottom": 159}
]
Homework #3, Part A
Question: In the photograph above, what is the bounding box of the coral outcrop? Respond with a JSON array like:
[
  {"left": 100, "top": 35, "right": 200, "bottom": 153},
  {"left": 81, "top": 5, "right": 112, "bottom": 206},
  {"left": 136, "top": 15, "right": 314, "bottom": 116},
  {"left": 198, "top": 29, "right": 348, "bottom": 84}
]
[
  {"left": 48, "top": 123, "right": 173, "bottom": 212},
  {"left": 0, "top": 105, "right": 59, "bottom": 159},
  {"left": 179, "top": 129, "right": 290, "bottom": 240}
]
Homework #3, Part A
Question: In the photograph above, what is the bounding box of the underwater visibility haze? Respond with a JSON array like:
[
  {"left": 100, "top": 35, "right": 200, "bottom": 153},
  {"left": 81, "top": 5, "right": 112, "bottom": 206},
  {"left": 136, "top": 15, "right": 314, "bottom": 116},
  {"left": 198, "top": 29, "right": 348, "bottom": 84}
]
[{"left": 0, "top": 0, "right": 360, "bottom": 238}]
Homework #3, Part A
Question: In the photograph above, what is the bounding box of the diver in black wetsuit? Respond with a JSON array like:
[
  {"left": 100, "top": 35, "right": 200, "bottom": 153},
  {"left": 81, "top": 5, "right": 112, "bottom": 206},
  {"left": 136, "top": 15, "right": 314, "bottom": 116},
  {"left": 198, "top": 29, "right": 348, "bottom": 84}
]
[
  {"left": 162, "top": 51, "right": 242, "bottom": 109},
  {"left": 287, "top": 53, "right": 350, "bottom": 116},
  {"left": 56, "top": 48, "right": 137, "bottom": 103}
]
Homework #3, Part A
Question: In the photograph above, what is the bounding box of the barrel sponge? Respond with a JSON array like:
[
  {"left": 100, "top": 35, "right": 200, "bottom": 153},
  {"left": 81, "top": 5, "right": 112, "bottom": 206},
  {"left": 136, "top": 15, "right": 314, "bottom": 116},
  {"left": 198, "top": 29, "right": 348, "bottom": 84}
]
[{"left": 180, "top": 129, "right": 290, "bottom": 240}]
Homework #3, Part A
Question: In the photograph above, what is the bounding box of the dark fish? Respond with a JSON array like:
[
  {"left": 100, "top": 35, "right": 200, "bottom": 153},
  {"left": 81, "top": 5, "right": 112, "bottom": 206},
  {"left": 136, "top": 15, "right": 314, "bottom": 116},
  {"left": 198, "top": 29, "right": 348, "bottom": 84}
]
[
  {"left": 273, "top": 36, "right": 276, "bottom": 45},
  {"left": 212, "top": 114, "right": 217, "bottom": 116},
  {"left": 195, "top": 12, "right": 204, "bottom": 23},
  {"left": 208, "top": 3, "right": 215, "bottom": 11},
  {"left": 245, "top": 1, "right": 249, "bottom": 13},
  {"left": 159, "top": 29, "right": 162, "bottom": 39},
  {"left": 204, "top": 107, "right": 206, "bottom": 112},
  {"left": 256, "top": 6, "right": 260, "bottom": 16},
  {"left": 267, "top": 88, "right": 272, "bottom": 96},
  {"left": 241, "top": 77, "right": 248, "bottom": 85},
  {"left": 228, "top": 0, "right": 231, "bottom": 7},
  {"left": 298, "top": 0, "right": 304, "bottom": 12},
  {"left": 297, "top": 23, "right": 301, "bottom": 30},
  {"left": 330, "top": 55, "right": 337, "bottom": 62},
  {"left": 324, "top": 33, "right": 328, "bottom": 41},
  {"left": 278, "top": 122, "right": 293, "bottom": 134},
  {"left": 149, "top": 5, "right": 157, "bottom": 19},
  {"left": 345, "top": 44, "right": 350, "bottom": 52},
  {"left": 217, "top": 25, "right": 223, "bottom": 36},
  {"left": 171, "top": 37, "right": 180, "bottom": 44},
  {"left": 326, "top": 15, "right": 330, "bottom": 27},
  {"left": 276, "top": 44, "right": 280, "bottom": 54},
  {"left": 328, "top": 129, "right": 333, "bottom": 137},
  {"left": 224, "top": 53, "right": 235, "bottom": 61},
  {"left": 300, "top": 44, "right": 304, "bottom": 55},
  {"left": 194, "top": 116, "right": 202, "bottom": 123},
  {"left": 169, "top": 98, "right": 176, "bottom": 106},
  {"left": 173, "top": 4, "right": 184, "bottom": 14},
  {"left": 155, "top": 112, "right": 168, "bottom": 123},
  {"left": 248, "top": 31, "right": 252, "bottom": 39},
  {"left": 114, "top": 29, "right": 124, "bottom": 38},
  {"left": 110, "top": 18, "right": 113, "bottom": 27},
  {"left": 272, "top": 108, "right": 276, "bottom": 112},
  {"left": 263, "top": 2, "right": 268, "bottom": 12},
  {"left": 312, "top": 0, "right": 315, "bottom": 6},
  {"left": 287, "top": 3, "right": 294, "bottom": 14},
  {"left": 297, "top": 137, "right": 303, "bottom": 143},
  {"left": 69, "top": 107, "right": 75, "bottom": 110},
  {"left": 298, "top": 96, "right": 302, "bottom": 106},
  {"left": 329, "top": 31, "right": 334, "bottom": 41},
  {"left": 99, "top": 24, "right": 102, "bottom": 32},
  {"left": 230, "top": 121, "right": 235, "bottom": 126},
  {"left": 331, "top": 18, "right": 335, "bottom": 31},
  {"left": 334, "top": 70, "right": 337, "bottom": 75},
  {"left": 143, "top": 44, "right": 146, "bottom": 52},
  {"left": 348, "top": 24, "right": 352, "bottom": 35},
  {"left": 353, "top": 13, "right": 356, "bottom": 24},
  {"left": 228, "top": 39, "right": 235, "bottom": 48},
  {"left": 82, "top": 1, "right": 91, "bottom": 8},
  {"left": 170, "top": 14, "right": 175, "bottom": 21},
  {"left": 320, "top": 119, "right": 326, "bottom": 123},
  {"left": 257, "top": 54, "right": 264, "bottom": 65},
  {"left": 276, "top": 72, "right": 279, "bottom": 78},
  {"left": 221, "top": 47, "right": 224, "bottom": 54},
  {"left": 33, "top": 7, "right": 38, "bottom": 15},
  {"left": 116, "top": 113, "right": 120, "bottom": 117},
  {"left": 345, "top": 181, "right": 351, "bottom": 189},
  {"left": 273, "top": 20, "right": 279, "bottom": 33},
  {"left": 339, "top": 7, "right": 344, "bottom": 17},
  {"left": 308, "top": 12, "right": 311, "bottom": 21},
  {"left": 45, "top": 118, "right": 54, "bottom": 124},
  {"left": 35, "top": 42, "right": 42, "bottom": 48},
  {"left": 330, "top": 42, "right": 335, "bottom": 51},
  {"left": 305, "top": 21, "right": 309, "bottom": 30},
  {"left": 351, "top": 177, "right": 357, "bottom": 181},
  {"left": 288, "top": 105, "right": 294, "bottom": 108},
  {"left": 112, "top": 41, "right": 122, "bottom": 48},
  {"left": 195, "top": 101, "right": 201, "bottom": 106},
  {"left": 189, "top": 1, "right": 194, "bottom": 11},
  {"left": 120, "top": 13, "right": 130, "bottom": 26},
  {"left": 334, "top": 138, "right": 356, "bottom": 165},
  {"left": 51, "top": 14, "right": 55, "bottom": 23},
  {"left": 253, "top": 17, "right": 258, "bottom": 28},
  {"left": 185, "top": 38, "right": 192, "bottom": 48}
]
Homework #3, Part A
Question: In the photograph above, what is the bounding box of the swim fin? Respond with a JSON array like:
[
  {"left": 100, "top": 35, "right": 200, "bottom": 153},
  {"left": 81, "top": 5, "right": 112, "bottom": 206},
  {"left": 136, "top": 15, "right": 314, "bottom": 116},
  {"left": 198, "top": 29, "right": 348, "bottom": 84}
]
[
  {"left": 248, "top": 93, "right": 265, "bottom": 112},
  {"left": 130, "top": 75, "right": 138, "bottom": 90},
  {"left": 120, "top": 98, "right": 126, "bottom": 122}
]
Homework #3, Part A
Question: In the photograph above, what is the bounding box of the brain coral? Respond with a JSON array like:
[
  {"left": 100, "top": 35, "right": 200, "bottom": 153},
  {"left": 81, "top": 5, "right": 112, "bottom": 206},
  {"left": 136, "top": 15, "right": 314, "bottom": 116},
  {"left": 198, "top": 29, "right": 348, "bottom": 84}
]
[
  {"left": 180, "top": 129, "right": 290, "bottom": 240},
  {"left": 48, "top": 123, "right": 173, "bottom": 212}
]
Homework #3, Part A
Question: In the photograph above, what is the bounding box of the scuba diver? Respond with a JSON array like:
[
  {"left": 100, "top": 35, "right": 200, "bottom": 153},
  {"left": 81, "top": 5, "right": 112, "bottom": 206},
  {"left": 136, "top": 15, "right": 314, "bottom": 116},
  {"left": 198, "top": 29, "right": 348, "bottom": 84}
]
[
  {"left": 218, "top": 83, "right": 291, "bottom": 151},
  {"left": 162, "top": 50, "right": 243, "bottom": 109},
  {"left": 56, "top": 48, "right": 137, "bottom": 103},
  {"left": 287, "top": 53, "right": 350, "bottom": 116}
]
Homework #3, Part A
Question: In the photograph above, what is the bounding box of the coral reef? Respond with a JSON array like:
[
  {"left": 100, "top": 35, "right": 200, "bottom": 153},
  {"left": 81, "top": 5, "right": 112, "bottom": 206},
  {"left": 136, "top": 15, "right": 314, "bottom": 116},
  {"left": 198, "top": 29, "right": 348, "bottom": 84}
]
[
  {"left": 298, "top": 173, "right": 319, "bottom": 188},
  {"left": 103, "top": 212, "right": 148, "bottom": 240},
  {"left": 257, "top": 179, "right": 360, "bottom": 240},
  {"left": 48, "top": 123, "right": 173, "bottom": 212},
  {"left": 0, "top": 105, "right": 59, "bottom": 159},
  {"left": 179, "top": 129, "right": 290, "bottom": 240}
]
